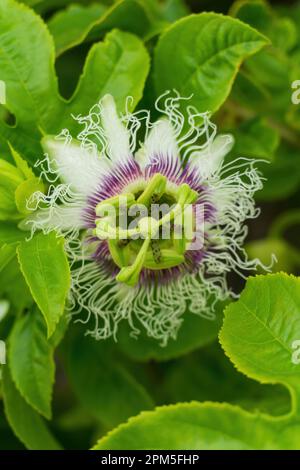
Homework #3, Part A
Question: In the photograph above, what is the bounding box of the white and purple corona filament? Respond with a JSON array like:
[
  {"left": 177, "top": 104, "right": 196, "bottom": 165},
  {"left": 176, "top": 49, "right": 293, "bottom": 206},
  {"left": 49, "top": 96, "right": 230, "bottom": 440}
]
[{"left": 23, "top": 92, "right": 267, "bottom": 345}]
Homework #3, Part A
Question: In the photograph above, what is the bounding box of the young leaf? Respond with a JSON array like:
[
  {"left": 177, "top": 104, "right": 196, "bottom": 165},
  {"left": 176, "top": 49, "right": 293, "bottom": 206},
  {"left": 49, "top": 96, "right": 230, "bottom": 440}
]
[
  {"left": 8, "top": 144, "right": 34, "bottom": 180},
  {"left": 84, "top": 0, "right": 167, "bottom": 43},
  {"left": 0, "top": 0, "right": 63, "bottom": 130},
  {"left": 48, "top": 0, "right": 166, "bottom": 57},
  {"left": 63, "top": 29, "right": 150, "bottom": 131},
  {"left": 17, "top": 231, "right": 70, "bottom": 338},
  {"left": 219, "top": 274, "right": 300, "bottom": 395},
  {"left": 9, "top": 310, "right": 55, "bottom": 419},
  {"left": 2, "top": 366, "right": 61, "bottom": 450},
  {"left": 154, "top": 13, "right": 269, "bottom": 113},
  {"left": 68, "top": 333, "right": 154, "bottom": 428},
  {"left": 162, "top": 0, "right": 189, "bottom": 22},
  {"left": 0, "top": 222, "right": 26, "bottom": 244},
  {"left": 231, "top": 0, "right": 297, "bottom": 52},
  {"left": 48, "top": 3, "right": 107, "bottom": 57},
  {"left": 14, "top": 177, "right": 45, "bottom": 215},
  {"left": 230, "top": 118, "right": 279, "bottom": 161}
]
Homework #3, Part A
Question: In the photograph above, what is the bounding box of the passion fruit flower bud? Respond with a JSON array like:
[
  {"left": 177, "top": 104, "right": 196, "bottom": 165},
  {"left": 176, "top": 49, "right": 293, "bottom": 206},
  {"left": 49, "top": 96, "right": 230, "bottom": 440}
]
[
  {"left": 0, "top": 146, "right": 44, "bottom": 221},
  {"left": 21, "top": 92, "right": 269, "bottom": 345}
]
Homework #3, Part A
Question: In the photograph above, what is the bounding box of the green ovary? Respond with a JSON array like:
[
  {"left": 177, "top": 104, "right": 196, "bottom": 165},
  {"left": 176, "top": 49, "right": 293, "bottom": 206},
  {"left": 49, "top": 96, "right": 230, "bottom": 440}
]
[{"left": 94, "top": 173, "right": 198, "bottom": 287}]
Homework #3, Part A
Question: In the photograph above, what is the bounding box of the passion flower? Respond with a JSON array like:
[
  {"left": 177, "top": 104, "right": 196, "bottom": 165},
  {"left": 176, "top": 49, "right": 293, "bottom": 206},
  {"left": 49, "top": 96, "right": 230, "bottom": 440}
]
[{"left": 23, "top": 92, "right": 265, "bottom": 345}]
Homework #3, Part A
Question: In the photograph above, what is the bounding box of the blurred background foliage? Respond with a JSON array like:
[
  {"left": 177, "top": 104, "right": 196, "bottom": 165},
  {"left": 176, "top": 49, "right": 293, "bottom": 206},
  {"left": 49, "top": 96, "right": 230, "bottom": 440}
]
[{"left": 0, "top": 0, "right": 299, "bottom": 449}]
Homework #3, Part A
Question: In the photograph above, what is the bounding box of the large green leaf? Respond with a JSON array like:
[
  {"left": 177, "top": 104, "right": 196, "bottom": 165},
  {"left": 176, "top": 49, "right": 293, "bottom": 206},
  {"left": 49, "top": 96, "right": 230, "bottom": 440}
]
[
  {"left": 63, "top": 29, "right": 150, "bottom": 131},
  {"left": 0, "top": 0, "right": 63, "bottom": 130},
  {"left": 17, "top": 231, "right": 70, "bottom": 338},
  {"left": 93, "top": 274, "right": 300, "bottom": 450},
  {"left": 154, "top": 13, "right": 268, "bottom": 113},
  {"left": 68, "top": 333, "right": 154, "bottom": 428},
  {"left": 93, "top": 401, "right": 300, "bottom": 450},
  {"left": 2, "top": 366, "right": 61, "bottom": 450},
  {"left": 220, "top": 274, "right": 300, "bottom": 391},
  {"left": 9, "top": 310, "right": 55, "bottom": 418}
]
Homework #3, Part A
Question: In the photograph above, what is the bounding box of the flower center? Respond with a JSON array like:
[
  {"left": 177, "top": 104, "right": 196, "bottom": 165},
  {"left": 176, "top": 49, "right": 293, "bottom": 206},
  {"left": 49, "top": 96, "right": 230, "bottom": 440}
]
[{"left": 94, "top": 173, "right": 198, "bottom": 287}]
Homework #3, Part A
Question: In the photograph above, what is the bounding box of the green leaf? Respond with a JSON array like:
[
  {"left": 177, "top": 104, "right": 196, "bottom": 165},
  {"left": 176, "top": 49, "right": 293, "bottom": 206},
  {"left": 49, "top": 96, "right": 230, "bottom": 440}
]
[
  {"left": 246, "top": 239, "right": 300, "bottom": 274},
  {"left": 0, "top": 158, "right": 24, "bottom": 219},
  {"left": 68, "top": 333, "right": 154, "bottom": 428},
  {"left": 63, "top": 29, "right": 150, "bottom": 131},
  {"left": 231, "top": 1, "right": 297, "bottom": 118},
  {"left": 48, "top": 0, "right": 166, "bottom": 58},
  {"left": 154, "top": 13, "right": 268, "bottom": 113},
  {"left": 231, "top": 0, "right": 297, "bottom": 52},
  {"left": 2, "top": 366, "right": 61, "bottom": 450},
  {"left": 0, "top": 257, "right": 33, "bottom": 313},
  {"left": 95, "top": 398, "right": 300, "bottom": 450},
  {"left": 161, "top": 0, "right": 189, "bottom": 22},
  {"left": 48, "top": 3, "right": 107, "bottom": 57},
  {"left": 0, "top": 243, "right": 16, "bottom": 273},
  {"left": 9, "top": 144, "right": 34, "bottom": 180},
  {"left": 117, "top": 300, "right": 226, "bottom": 362},
  {"left": 0, "top": 122, "right": 42, "bottom": 164},
  {"left": 15, "top": 177, "right": 44, "bottom": 215},
  {"left": 231, "top": 69, "right": 272, "bottom": 112},
  {"left": 0, "top": 0, "right": 63, "bottom": 130},
  {"left": 230, "top": 0, "right": 272, "bottom": 33},
  {"left": 269, "top": 209, "right": 300, "bottom": 240},
  {"left": 257, "top": 143, "right": 300, "bottom": 202},
  {"left": 78, "top": 0, "right": 166, "bottom": 44},
  {"left": 230, "top": 118, "right": 279, "bottom": 161},
  {"left": 1, "top": 2, "right": 150, "bottom": 162},
  {"left": 49, "top": 313, "right": 69, "bottom": 349},
  {"left": 17, "top": 232, "right": 70, "bottom": 338},
  {"left": 220, "top": 274, "right": 300, "bottom": 394},
  {"left": 16, "top": 0, "right": 42, "bottom": 5},
  {"left": 9, "top": 310, "right": 55, "bottom": 419},
  {"left": 93, "top": 400, "right": 300, "bottom": 450}
]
